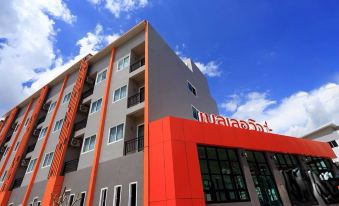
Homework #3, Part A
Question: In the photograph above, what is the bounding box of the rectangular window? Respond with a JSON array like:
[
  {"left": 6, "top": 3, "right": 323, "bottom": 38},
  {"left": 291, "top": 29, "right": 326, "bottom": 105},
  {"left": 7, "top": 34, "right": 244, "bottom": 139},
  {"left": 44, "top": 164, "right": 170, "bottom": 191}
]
[
  {"left": 53, "top": 119, "right": 64, "bottom": 132},
  {"left": 38, "top": 127, "right": 48, "bottom": 139},
  {"left": 117, "top": 56, "right": 130, "bottom": 71},
  {"left": 62, "top": 92, "right": 72, "bottom": 104},
  {"left": 0, "top": 170, "right": 7, "bottom": 182},
  {"left": 48, "top": 101, "right": 56, "bottom": 113},
  {"left": 68, "top": 194, "right": 75, "bottom": 206},
  {"left": 14, "top": 141, "right": 20, "bottom": 151},
  {"left": 42, "top": 152, "right": 54, "bottom": 167},
  {"left": 108, "top": 124, "right": 124, "bottom": 143},
  {"left": 80, "top": 192, "right": 86, "bottom": 206},
  {"left": 273, "top": 153, "right": 299, "bottom": 170},
  {"left": 99, "top": 187, "right": 108, "bottom": 206},
  {"left": 198, "top": 146, "right": 250, "bottom": 203},
  {"left": 129, "top": 182, "right": 137, "bottom": 206},
  {"left": 187, "top": 81, "right": 197, "bottom": 96},
  {"left": 192, "top": 105, "right": 200, "bottom": 120},
  {"left": 26, "top": 158, "right": 37, "bottom": 173},
  {"left": 113, "top": 86, "right": 127, "bottom": 102},
  {"left": 96, "top": 69, "right": 107, "bottom": 84},
  {"left": 14, "top": 123, "right": 20, "bottom": 132},
  {"left": 90, "top": 98, "right": 102, "bottom": 114},
  {"left": 113, "top": 185, "right": 122, "bottom": 206},
  {"left": 328, "top": 140, "right": 338, "bottom": 148},
  {"left": 82, "top": 135, "right": 96, "bottom": 153},
  {"left": 24, "top": 117, "right": 30, "bottom": 127},
  {"left": 3, "top": 147, "right": 9, "bottom": 157}
]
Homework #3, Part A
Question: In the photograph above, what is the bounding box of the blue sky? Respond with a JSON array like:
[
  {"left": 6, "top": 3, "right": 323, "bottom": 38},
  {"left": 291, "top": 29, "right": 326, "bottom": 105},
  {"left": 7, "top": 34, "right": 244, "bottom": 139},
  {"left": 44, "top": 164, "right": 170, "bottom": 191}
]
[{"left": 1, "top": 0, "right": 339, "bottom": 136}]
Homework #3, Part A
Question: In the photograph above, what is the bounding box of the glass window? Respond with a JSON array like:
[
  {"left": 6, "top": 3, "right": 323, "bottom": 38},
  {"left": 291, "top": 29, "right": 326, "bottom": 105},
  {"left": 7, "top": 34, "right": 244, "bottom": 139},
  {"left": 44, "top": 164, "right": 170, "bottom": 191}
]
[
  {"left": 62, "top": 92, "right": 72, "bottom": 104},
  {"left": 192, "top": 105, "right": 200, "bottom": 120},
  {"left": 42, "top": 152, "right": 54, "bottom": 167},
  {"left": 113, "top": 185, "right": 122, "bottom": 206},
  {"left": 198, "top": 146, "right": 250, "bottom": 203},
  {"left": 113, "top": 86, "right": 127, "bottom": 102},
  {"left": 90, "top": 98, "right": 102, "bottom": 114},
  {"left": 14, "top": 123, "right": 20, "bottom": 132},
  {"left": 328, "top": 140, "right": 338, "bottom": 148},
  {"left": 118, "top": 56, "right": 130, "bottom": 71},
  {"left": 48, "top": 102, "right": 56, "bottom": 113},
  {"left": 187, "top": 81, "right": 197, "bottom": 96},
  {"left": 109, "top": 124, "right": 124, "bottom": 143},
  {"left": 14, "top": 141, "right": 20, "bottom": 151},
  {"left": 26, "top": 158, "right": 37, "bottom": 173},
  {"left": 99, "top": 188, "right": 107, "bottom": 206},
  {"left": 96, "top": 69, "right": 107, "bottom": 84},
  {"left": 68, "top": 194, "right": 75, "bottom": 206},
  {"left": 129, "top": 182, "right": 137, "bottom": 206},
  {"left": 82, "top": 135, "right": 96, "bottom": 153},
  {"left": 39, "top": 127, "right": 48, "bottom": 139},
  {"left": 53, "top": 119, "right": 64, "bottom": 132},
  {"left": 0, "top": 170, "right": 7, "bottom": 182},
  {"left": 24, "top": 117, "right": 31, "bottom": 127},
  {"left": 80, "top": 192, "right": 86, "bottom": 206}
]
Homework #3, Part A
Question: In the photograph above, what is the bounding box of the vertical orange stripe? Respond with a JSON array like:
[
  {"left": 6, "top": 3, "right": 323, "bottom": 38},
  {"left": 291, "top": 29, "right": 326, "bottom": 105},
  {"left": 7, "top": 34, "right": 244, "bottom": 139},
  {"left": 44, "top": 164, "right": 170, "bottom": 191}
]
[
  {"left": 0, "top": 108, "right": 18, "bottom": 146},
  {"left": 21, "top": 75, "right": 69, "bottom": 206},
  {"left": 0, "top": 100, "right": 33, "bottom": 178},
  {"left": 144, "top": 21, "right": 150, "bottom": 206},
  {"left": 86, "top": 48, "right": 116, "bottom": 206}
]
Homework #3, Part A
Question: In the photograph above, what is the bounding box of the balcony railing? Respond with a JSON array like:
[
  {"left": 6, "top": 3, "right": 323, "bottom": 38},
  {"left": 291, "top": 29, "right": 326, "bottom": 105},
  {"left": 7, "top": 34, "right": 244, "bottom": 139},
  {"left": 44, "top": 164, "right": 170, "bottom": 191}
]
[
  {"left": 127, "top": 92, "right": 145, "bottom": 108},
  {"left": 11, "top": 177, "right": 23, "bottom": 189},
  {"left": 124, "top": 136, "right": 144, "bottom": 155},
  {"left": 26, "top": 144, "right": 35, "bottom": 154},
  {"left": 130, "top": 58, "right": 145, "bottom": 73},
  {"left": 82, "top": 88, "right": 94, "bottom": 100},
  {"left": 73, "top": 119, "right": 87, "bottom": 131},
  {"left": 62, "top": 159, "right": 79, "bottom": 175}
]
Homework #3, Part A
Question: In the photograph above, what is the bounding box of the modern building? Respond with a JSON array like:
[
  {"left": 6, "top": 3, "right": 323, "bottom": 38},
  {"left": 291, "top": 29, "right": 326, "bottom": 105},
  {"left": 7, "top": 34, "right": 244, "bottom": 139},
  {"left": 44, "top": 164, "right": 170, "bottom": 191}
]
[
  {"left": 303, "top": 123, "right": 339, "bottom": 163},
  {"left": 0, "top": 20, "right": 337, "bottom": 206}
]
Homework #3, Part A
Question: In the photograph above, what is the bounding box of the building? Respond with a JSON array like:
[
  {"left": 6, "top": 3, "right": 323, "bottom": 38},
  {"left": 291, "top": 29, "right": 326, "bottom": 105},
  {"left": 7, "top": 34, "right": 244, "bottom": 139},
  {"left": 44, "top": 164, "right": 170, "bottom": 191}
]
[
  {"left": 0, "top": 20, "right": 337, "bottom": 206},
  {"left": 303, "top": 123, "right": 339, "bottom": 163}
]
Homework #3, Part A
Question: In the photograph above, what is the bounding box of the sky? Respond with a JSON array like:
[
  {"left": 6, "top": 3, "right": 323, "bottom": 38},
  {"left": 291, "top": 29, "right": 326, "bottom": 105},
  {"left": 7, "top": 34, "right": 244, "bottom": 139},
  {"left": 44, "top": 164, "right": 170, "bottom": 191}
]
[{"left": 1, "top": 0, "right": 339, "bottom": 136}]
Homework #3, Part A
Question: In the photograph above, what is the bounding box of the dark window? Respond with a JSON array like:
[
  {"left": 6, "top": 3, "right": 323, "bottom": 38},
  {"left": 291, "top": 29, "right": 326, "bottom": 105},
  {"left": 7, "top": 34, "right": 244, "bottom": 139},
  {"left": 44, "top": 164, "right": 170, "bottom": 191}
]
[
  {"left": 80, "top": 192, "right": 86, "bottom": 206},
  {"left": 187, "top": 81, "right": 197, "bottom": 96},
  {"left": 192, "top": 106, "right": 199, "bottom": 120},
  {"left": 198, "top": 146, "right": 250, "bottom": 203},
  {"left": 328, "top": 140, "right": 338, "bottom": 148},
  {"left": 114, "top": 186, "right": 122, "bottom": 206},
  {"left": 273, "top": 153, "right": 298, "bottom": 170},
  {"left": 68, "top": 194, "right": 74, "bottom": 206},
  {"left": 246, "top": 151, "right": 283, "bottom": 206},
  {"left": 100, "top": 188, "right": 107, "bottom": 206},
  {"left": 305, "top": 156, "right": 333, "bottom": 175},
  {"left": 129, "top": 183, "right": 137, "bottom": 206}
]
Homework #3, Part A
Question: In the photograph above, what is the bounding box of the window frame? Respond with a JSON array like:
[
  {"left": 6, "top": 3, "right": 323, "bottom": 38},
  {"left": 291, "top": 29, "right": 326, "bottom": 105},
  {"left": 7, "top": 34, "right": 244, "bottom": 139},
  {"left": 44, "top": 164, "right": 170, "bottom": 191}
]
[
  {"left": 187, "top": 80, "right": 197, "bottom": 96},
  {"left": 24, "top": 117, "right": 31, "bottom": 127},
  {"left": 38, "top": 127, "right": 48, "bottom": 140},
  {"left": 96, "top": 69, "right": 108, "bottom": 85},
  {"left": 113, "top": 185, "right": 122, "bottom": 206},
  {"left": 14, "top": 141, "right": 20, "bottom": 152},
  {"left": 81, "top": 135, "right": 96, "bottom": 154},
  {"left": 26, "top": 158, "right": 37, "bottom": 174},
  {"left": 0, "top": 170, "right": 7, "bottom": 182},
  {"left": 42, "top": 151, "right": 54, "bottom": 168},
  {"left": 128, "top": 182, "right": 138, "bottom": 206},
  {"left": 108, "top": 123, "right": 125, "bottom": 145},
  {"left": 113, "top": 85, "right": 127, "bottom": 103},
  {"left": 62, "top": 92, "right": 72, "bottom": 104},
  {"left": 99, "top": 187, "right": 108, "bottom": 206},
  {"left": 48, "top": 101, "right": 56, "bottom": 113},
  {"left": 191, "top": 105, "right": 200, "bottom": 120},
  {"left": 90, "top": 98, "right": 103, "bottom": 114},
  {"left": 117, "top": 55, "right": 130, "bottom": 71},
  {"left": 53, "top": 119, "right": 64, "bottom": 133},
  {"left": 79, "top": 191, "right": 86, "bottom": 206}
]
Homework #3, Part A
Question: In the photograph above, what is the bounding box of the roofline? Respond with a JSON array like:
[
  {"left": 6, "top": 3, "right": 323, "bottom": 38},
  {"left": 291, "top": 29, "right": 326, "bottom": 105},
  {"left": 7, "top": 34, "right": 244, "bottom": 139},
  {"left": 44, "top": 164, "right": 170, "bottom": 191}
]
[
  {"left": 302, "top": 122, "right": 339, "bottom": 138},
  {"left": 5, "top": 20, "right": 147, "bottom": 115}
]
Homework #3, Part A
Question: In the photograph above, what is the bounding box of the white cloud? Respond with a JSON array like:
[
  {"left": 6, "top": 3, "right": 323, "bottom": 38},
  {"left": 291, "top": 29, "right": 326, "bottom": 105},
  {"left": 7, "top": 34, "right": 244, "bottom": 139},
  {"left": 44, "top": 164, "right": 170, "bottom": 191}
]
[
  {"left": 195, "top": 61, "right": 222, "bottom": 77},
  {"left": 88, "top": 0, "right": 149, "bottom": 18},
  {"left": 0, "top": 0, "right": 75, "bottom": 115},
  {"left": 221, "top": 83, "right": 339, "bottom": 136}
]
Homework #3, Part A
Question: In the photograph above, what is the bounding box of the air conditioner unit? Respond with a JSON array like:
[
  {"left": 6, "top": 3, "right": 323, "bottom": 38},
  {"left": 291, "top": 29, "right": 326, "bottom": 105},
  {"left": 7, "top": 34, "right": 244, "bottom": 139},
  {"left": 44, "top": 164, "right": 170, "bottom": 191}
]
[
  {"left": 70, "top": 138, "right": 81, "bottom": 147},
  {"left": 21, "top": 159, "right": 29, "bottom": 167},
  {"left": 79, "top": 104, "right": 89, "bottom": 113}
]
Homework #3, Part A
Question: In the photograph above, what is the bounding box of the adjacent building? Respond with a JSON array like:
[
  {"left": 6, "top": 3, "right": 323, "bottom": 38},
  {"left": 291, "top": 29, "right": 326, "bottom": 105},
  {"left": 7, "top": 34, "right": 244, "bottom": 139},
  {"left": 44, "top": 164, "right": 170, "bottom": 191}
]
[{"left": 0, "top": 20, "right": 337, "bottom": 206}]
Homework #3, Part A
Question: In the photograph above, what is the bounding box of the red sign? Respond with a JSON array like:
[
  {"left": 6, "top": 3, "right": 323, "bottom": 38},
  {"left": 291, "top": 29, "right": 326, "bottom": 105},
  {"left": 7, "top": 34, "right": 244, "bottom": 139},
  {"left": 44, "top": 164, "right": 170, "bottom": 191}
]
[{"left": 198, "top": 112, "right": 272, "bottom": 133}]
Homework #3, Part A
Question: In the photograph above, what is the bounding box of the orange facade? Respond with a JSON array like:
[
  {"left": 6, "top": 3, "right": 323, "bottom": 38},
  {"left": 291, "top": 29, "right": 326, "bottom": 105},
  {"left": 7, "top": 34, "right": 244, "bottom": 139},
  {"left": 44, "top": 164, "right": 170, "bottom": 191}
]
[{"left": 147, "top": 116, "right": 336, "bottom": 206}]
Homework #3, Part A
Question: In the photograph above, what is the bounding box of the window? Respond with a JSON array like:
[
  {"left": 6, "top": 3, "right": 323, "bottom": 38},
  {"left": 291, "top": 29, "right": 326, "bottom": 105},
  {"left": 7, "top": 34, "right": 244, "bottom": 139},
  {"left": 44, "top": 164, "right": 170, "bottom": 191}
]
[
  {"left": 273, "top": 153, "right": 299, "bottom": 170},
  {"left": 53, "top": 119, "right": 63, "bottom": 132},
  {"left": 24, "top": 117, "right": 30, "bottom": 127},
  {"left": 82, "top": 135, "right": 96, "bottom": 153},
  {"left": 26, "top": 158, "right": 37, "bottom": 173},
  {"left": 328, "top": 140, "right": 338, "bottom": 148},
  {"left": 187, "top": 81, "right": 197, "bottom": 96},
  {"left": 192, "top": 105, "right": 200, "bottom": 120},
  {"left": 305, "top": 156, "right": 334, "bottom": 175},
  {"left": 62, "top": 92, "right": 72, "bottom": 104},
  {"left": 113, "top": 185, "right": 122, "bottom": 206},
  {"left": 90, "top": 98, "right": 102, "bottom": 114},
  {"left": 79, "top": 192, "right": 86, "bottom": 206},
  {"left": 129, "top": 182, "right": 137, "bottom": 206},
  {"left": 14, "top": 123, "right": 20, "bottom": 132},
  {"left": 96, "top": 69, "right": 107, "bottom": 84},
  {"left": 68, "top": 194, "right": 75, "bottom": 206},
  {"left": 117, "top": 55, "right": 130, "bottom": 71},
  {"left": 99, "top": 187, "right": 108, "bottom": 206},
  {"left": 14, "top": 141, "right": 20, "bottom": 151},
  {"left": 42, "top": 152, "right": 54, "bottom": 167},
  {"left": 113, "top": 86, "right": 127, "bottom": 102},
  {"left": 3, "top": 147, "right": 9, "bottom": 157},
  {"left": 38, "top": 127, "right": 48, "bottom": 139},
  {"left": 198, "top": 146, "right": 250, "bottom": 203},
  {"left": 48, "top": 101, "right": 56, "bottom": 113},
  {"left": 108, "top": 124, "right": 124, "bottom": 143},
  {"left": 0, "top": 170, "right": 7, "bottom": 182}
]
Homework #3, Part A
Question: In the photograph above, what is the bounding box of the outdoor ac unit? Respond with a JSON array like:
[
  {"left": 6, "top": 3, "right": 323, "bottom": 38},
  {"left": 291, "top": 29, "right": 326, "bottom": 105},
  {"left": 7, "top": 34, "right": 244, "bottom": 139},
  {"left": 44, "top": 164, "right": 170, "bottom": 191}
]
[
  {"left": 21, "top": 159, "right": 29, "bottom": 167},
  {"left": 70, "top": 138, "right": 81, "bottom": 147},
  {"left": 79, "top": 104, "right": 89, "bottom": 113}
]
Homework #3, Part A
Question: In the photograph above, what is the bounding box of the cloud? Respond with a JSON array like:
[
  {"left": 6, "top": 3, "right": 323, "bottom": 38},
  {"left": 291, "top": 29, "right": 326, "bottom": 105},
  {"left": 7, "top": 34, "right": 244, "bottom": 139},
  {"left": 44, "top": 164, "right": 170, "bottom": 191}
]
[
  {"left": 0, "top": 0, "right": 75, "bottom": 115},
  {"left": 88, "top": 0, "right": 149, "bottom": 18},
  {"left": 220, "top": 83, "right": 339, "bottom": 136}
]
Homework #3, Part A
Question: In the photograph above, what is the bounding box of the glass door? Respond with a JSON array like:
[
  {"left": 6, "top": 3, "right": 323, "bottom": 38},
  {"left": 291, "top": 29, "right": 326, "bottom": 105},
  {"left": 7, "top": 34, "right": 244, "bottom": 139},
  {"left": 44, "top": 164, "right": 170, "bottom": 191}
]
[{"left": 246, "top": 151, "right": 283, "bottom": 206}]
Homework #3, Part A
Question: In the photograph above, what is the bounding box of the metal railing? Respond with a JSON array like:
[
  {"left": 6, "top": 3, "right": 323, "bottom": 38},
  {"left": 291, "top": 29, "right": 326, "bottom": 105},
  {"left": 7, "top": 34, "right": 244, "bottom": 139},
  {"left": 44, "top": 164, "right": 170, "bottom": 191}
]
[
  {"left": 124, "top": 136, "right": 144, "bottom": 155},
  {"left": 62, "top": 159, "right": 79, "bottom": 175},
  {"left": 127, "top": 91, "right": 145, "bottom": 108},
  {"left": 26, "top": 144, "right": 35, "bottom": 154},
  {"left": 130, "top": 58, "right": 145, "bottom": 73},
  {"left": 11, "top": 177, "right": 23, "bottom": 189}
]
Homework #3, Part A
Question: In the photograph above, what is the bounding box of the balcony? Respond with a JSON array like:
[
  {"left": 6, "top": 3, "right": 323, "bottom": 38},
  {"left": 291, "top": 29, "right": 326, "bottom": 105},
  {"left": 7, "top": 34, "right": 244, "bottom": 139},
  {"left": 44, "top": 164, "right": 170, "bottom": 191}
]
[
  {"left": 11, "top": 177, "right": 23, "bottom": 189},
  {"left": 130, "top": 58, "right": 145, "bottom": 73},
  {"left": 73, "top": 119, "right": 87, "bottom": 132},
  {"left": 128, "top": 91, "right": 144, "bottom": 108},
  {"left": 26, "top": 144, "right": 35, "bottom": 154},
  {"left": 62, "top": 159, "right": 79, "bottom": 175},
  {"left": 124, "top": 137, "right": 144, "bottom": 155}
]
